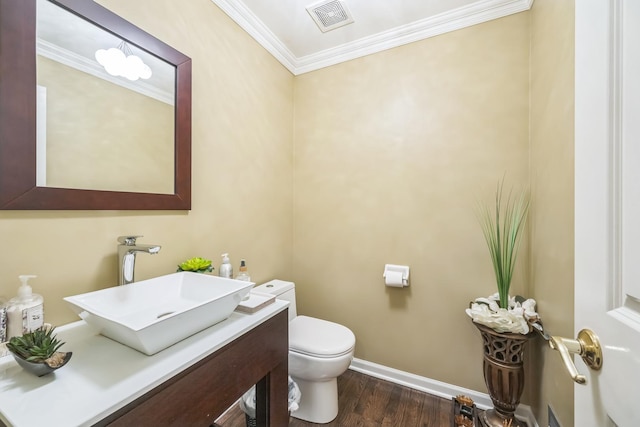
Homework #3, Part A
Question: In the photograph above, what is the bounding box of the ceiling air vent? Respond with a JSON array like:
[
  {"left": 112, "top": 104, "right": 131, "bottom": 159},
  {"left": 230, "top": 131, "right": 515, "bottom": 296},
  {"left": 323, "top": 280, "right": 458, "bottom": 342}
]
[{"left": 306, "top": 0, "right": 354, "bottom": 33}]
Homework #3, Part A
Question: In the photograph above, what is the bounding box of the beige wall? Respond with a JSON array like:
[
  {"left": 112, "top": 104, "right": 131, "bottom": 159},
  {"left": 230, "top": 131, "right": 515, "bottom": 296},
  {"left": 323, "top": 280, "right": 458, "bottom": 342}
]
[
  {"left": 529, "top": 0, "right": 575, "bottom": 425},
  {"left": 293, "top": 13, "right": 531, "bottom": 393},
  {"left": 0, "top": 0, "right": 294, "bottom": 326}
]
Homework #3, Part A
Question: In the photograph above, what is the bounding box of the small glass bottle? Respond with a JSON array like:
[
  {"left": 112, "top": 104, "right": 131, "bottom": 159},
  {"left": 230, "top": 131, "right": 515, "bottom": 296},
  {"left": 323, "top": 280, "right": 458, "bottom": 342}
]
[{"left": 235, "top": 259, "right": 251, "bottom": 282}]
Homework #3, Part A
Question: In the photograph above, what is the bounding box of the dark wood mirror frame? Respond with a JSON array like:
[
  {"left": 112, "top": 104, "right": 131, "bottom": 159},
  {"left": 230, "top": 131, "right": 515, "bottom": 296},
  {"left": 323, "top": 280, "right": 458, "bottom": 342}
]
[{"left": 0, "top": 0, "right": 191, "bottom": 210}]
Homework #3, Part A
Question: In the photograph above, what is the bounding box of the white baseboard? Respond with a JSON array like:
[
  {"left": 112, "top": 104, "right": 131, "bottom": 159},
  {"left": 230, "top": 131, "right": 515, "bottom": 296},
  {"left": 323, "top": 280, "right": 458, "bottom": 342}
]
[{"left": 349, "top": 358, "right": 539, "bottom": 427}]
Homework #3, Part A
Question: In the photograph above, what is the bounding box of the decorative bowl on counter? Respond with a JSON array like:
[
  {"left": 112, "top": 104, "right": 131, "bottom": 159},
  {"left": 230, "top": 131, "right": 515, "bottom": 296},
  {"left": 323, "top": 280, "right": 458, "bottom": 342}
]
[
  {"left": 6, "top": 326, "right": 72, "bottom": 377},
  {"left": 11, "top": 351, "right": 72, "bottom": 377}
]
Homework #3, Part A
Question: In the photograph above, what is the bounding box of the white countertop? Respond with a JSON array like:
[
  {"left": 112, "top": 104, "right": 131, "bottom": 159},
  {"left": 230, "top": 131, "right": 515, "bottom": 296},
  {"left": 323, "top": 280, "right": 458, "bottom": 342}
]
[{"left": 0, "top": 300, "right": 288, "bottom": 427}]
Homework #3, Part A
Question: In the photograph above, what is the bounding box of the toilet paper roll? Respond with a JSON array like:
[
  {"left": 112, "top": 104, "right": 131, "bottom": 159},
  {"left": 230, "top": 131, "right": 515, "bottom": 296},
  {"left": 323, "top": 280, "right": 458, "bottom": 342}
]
[{"left": 385, "top": 271, "right": 405, "bottom": 287}]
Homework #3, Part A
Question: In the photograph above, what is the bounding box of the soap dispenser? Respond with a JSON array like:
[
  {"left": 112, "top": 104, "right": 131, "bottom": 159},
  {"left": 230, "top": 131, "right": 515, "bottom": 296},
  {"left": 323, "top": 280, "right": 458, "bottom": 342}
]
[
  {"left": 235, "top": 259, "right": 251, "bottom": 282},
  {"left": 219, "top": 253, "right": 233, "bottom": 279},
  {"left": 6, "top": 275, "right": 44, "bottom": 339}
]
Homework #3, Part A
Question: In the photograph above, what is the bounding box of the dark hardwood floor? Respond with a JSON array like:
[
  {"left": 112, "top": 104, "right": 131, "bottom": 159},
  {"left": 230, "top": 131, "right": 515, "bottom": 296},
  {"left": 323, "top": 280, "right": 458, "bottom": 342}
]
[{"left": 215, "top": 369, "right": 453, "bottom": 427}]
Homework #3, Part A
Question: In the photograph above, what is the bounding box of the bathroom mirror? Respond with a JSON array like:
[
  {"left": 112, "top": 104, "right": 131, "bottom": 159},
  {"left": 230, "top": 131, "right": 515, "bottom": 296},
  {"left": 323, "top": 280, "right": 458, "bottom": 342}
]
[{"left": 0, "top": 0, "right": 192, "bottom": 210}]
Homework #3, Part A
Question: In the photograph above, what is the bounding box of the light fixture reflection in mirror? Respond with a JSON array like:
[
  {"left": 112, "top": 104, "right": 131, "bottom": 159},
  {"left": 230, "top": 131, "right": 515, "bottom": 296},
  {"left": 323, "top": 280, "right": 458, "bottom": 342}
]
[{"left": 95, "top": 41, "right": 152, "bottom": 81}]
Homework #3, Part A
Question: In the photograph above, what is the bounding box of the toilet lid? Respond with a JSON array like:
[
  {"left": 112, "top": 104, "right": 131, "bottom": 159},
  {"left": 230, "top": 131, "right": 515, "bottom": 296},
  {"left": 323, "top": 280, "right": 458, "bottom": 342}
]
[{"left": 289, "top": 315, "right": 355, "bottom": 358}]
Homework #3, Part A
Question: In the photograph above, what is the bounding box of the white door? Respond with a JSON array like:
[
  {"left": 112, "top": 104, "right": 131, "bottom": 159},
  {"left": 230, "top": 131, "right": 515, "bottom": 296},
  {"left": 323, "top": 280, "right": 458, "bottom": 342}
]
[{"left": 575, "top": 1, "right": 640, "bottom": 426}]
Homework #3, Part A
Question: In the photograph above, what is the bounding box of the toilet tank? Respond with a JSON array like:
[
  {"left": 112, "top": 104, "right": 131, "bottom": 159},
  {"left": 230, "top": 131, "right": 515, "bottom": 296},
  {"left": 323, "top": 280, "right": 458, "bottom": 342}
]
[{"left": 253, "top": 280, "right": 297, "bottom": 320}]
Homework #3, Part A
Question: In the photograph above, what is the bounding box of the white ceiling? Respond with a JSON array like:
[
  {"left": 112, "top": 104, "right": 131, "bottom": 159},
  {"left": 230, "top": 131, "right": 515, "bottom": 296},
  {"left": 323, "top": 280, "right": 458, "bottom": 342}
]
[{"left": 211, "top": 0, "right": 533, "bottom": 75}]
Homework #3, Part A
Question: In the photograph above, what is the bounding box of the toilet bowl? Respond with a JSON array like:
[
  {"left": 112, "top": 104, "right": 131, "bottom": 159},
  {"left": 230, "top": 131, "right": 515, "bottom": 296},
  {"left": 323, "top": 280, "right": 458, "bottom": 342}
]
[{"left": 253, "top": 280, "right": 356, "bottom": 424}]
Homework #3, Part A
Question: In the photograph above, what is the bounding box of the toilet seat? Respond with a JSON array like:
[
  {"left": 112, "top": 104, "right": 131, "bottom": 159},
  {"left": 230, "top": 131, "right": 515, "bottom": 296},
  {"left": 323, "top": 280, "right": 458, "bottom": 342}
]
[{"left": 289, "top": 315, "right": 355, "bottom": 358}]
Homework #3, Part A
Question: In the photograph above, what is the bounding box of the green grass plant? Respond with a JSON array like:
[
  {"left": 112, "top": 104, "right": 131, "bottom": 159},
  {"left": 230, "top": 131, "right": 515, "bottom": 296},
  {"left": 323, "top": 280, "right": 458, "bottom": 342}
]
[{"left": 477, "top": 180, "right": 530, "bottom": 309}]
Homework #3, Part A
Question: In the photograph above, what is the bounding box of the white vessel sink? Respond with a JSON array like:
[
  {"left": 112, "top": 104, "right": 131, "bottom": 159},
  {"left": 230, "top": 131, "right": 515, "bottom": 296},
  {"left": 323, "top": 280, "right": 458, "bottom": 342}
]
[{"left": 64, "top": 272, "right": 254, "bottom": 355}]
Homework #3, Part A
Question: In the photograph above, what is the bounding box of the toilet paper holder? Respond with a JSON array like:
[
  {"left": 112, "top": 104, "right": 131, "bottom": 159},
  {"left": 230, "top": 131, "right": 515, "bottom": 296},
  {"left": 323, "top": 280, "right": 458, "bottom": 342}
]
[{"left": 383, "top": 264, "right": 410, "bottom": 287}]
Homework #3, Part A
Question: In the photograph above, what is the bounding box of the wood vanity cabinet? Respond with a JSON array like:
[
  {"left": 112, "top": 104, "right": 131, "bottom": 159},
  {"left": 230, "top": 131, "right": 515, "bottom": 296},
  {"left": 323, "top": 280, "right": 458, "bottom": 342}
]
[{"left": 95, "top": 309, "right": 289, "bottom": 427}]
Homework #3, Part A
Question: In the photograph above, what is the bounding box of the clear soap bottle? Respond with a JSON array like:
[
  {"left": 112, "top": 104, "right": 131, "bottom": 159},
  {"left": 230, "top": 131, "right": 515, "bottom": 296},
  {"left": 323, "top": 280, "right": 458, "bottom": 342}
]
[
  {"left": 219, "top": 253, "right": 233, "bottom": 279},
  {"left": 6, "top": 275, "right": 44, "bottom": 339}
]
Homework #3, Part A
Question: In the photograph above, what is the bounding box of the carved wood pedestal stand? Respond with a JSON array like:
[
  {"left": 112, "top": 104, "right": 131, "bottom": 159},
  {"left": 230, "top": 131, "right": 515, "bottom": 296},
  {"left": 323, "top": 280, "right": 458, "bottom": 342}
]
[{"left": 473, "top": 322, "right": 533, "bottom": 427}]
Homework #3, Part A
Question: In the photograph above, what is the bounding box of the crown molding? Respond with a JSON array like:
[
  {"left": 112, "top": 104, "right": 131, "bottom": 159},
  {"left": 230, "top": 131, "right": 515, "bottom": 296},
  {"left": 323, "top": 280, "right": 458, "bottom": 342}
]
[
  {"left": 210, "top": 0, "right": 298, "bottom": 74},
  {"left": 211, "top": 0, "right": 534, "bottom": 75},
  {"left": 296, "top": 0, "right": 534, "bottom": 74}
]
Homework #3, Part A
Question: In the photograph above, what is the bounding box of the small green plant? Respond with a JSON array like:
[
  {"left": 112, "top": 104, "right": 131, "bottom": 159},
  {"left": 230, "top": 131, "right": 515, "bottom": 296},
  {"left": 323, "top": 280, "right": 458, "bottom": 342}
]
[
  {"left": 6, "top": 326, "right": 65, "bottom": 363},
  {"left": 177, "top": 257, "right": 213, "bottom": 273},
  {"left": 476, "top": 180, "right": 530, "bottom": 309}
]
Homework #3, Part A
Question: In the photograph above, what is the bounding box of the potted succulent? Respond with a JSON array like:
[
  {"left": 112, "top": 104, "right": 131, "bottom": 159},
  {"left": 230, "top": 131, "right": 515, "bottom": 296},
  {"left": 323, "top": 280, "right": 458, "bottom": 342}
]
[
  {"left": 465, "top": 181, "right": 538, "bottom": 427},
  {"left": 6, "top": 326, "right": 72, "bottom": 377},
  {"left": 177, "top": 257, "right": 214, "bottom": 274}
]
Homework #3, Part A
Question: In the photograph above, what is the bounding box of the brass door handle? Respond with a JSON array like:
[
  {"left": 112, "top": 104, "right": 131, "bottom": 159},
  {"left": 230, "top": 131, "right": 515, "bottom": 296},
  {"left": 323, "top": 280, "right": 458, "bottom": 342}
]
[{"left": 549, "top": 329, "right": 603, "bottom": 384}]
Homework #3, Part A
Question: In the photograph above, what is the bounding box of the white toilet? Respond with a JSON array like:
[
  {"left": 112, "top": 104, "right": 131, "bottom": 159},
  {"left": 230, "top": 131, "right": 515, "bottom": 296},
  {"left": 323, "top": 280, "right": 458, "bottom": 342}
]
[{"left": 253, "top": 280, "right": 356, "bottom": 424}]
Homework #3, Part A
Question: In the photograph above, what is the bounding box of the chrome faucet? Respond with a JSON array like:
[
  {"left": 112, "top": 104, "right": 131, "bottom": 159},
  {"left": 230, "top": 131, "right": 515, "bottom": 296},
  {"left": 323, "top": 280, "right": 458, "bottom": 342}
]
[{"left": 117, "top": 236, "right": 161, "bottom": 285}]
